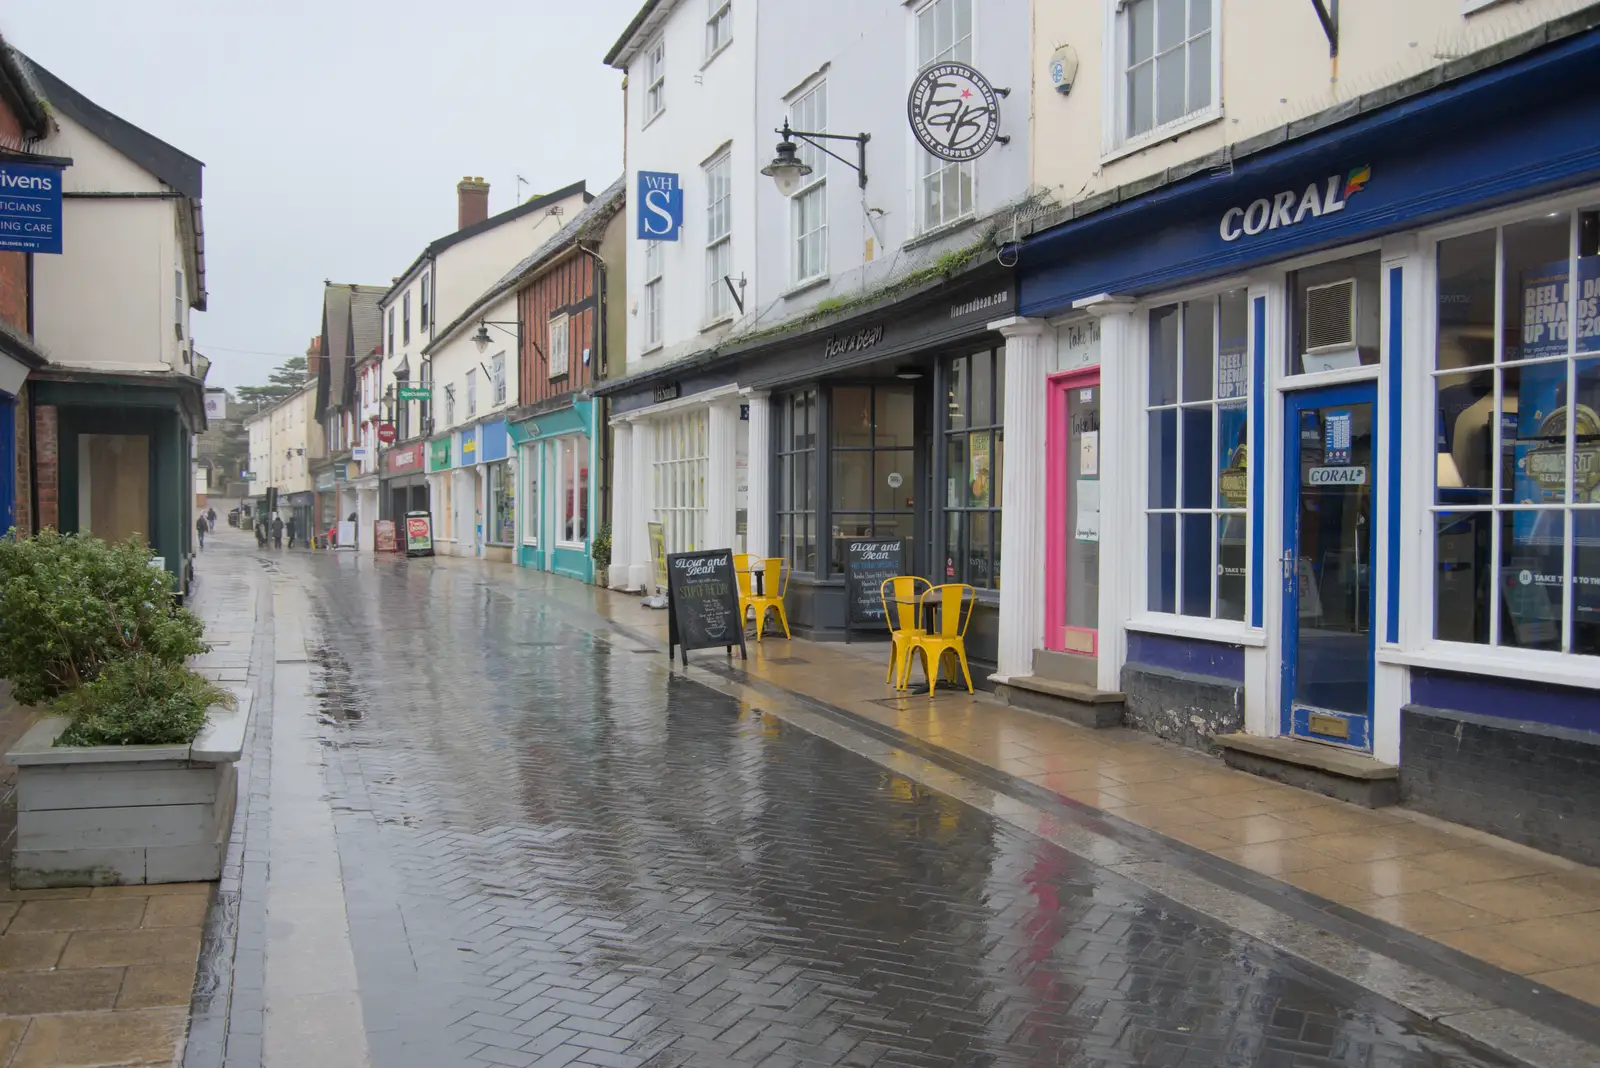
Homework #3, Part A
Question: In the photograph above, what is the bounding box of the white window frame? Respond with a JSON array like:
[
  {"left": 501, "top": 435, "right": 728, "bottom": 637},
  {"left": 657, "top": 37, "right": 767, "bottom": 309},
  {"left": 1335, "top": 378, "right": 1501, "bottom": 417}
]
[
  {"left": 914, "top": 0, "right": 976, "bottom": 234},
  {"left": 549, "top": 313, "right": 570, "bottom": 379},
  {"left": 420, "top": 274, "right": 431, "bottom": 329},
  {"left": 174, "top": 268, "right": 184, "bottom": 337},
  {"left": 555, "top": 434, "right": 590, "bottom": 549},
  {"left": 444, "top": 385, "right": 456, "bottom": 428},
  {"left": 1103, "top": 0, "right": 1222, "bottom": 161},
  {"left": 523, "top": 445, "right": 541, "bottom": 547},
  {"left": 705, "top": 0, "right": 732, "bottom": 62},
  {"left": 644, "top": 241, "right": 664, "bottom": 350},
  {"left": 1134, "top": 285, "right": 1258, "bottom": 637},
  {"left": 466, "top": 368, "right": 477, "bottom": 418},
  {"left": 704, "top": 152, "right": 733, "bottom": 323},
  {"left": 652, "top": 410, "right": 709, "bottom": 554},
  {"left": 790, "top": 81, "right": 828, "bottom": 285},
  {"left": 644, "top": 38, "right": 666, "bottom": 125},
  {"left": 1402, "top": 192, "right": 1600, "bottom": 681},
  {"left": 403, "top": 291, "right": 411, "bottom": 344},
  {"left": 492, "top": 352, "right": 507, "bottom": 404}
]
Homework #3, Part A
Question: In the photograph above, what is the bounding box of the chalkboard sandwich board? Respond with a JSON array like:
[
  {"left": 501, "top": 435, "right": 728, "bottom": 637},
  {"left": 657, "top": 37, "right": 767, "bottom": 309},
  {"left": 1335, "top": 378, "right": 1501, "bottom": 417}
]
[
  {"left": 666, "top": 549, "right": 749, "bottom": 666},
  {"left": 843, "top": 537, "right": 906, "bottom": 643}
]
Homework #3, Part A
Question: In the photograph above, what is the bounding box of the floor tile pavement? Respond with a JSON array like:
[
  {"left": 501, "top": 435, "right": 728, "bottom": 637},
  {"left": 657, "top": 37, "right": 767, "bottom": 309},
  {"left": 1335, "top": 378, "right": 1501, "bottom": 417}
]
[
  {"left": 0, "top": 529, "right": 260, "bottom": 1066},
  {"left": 514, "top": 564, "right": 1600, "bottom": 1014}
]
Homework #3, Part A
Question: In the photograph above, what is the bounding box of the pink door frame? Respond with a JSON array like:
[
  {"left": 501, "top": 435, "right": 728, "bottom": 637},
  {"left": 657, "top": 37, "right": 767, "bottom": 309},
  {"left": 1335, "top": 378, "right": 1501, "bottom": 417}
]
[{"left": 1044, "top": 367, "right": 1100, "bottom": 655}]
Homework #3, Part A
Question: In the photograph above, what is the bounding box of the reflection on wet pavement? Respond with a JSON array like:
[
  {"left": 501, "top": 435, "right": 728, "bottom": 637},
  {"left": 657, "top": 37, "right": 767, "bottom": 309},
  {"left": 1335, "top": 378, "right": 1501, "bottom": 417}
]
[{"left": 298, "top": 553, "right": 1509, "bottom": 1068}]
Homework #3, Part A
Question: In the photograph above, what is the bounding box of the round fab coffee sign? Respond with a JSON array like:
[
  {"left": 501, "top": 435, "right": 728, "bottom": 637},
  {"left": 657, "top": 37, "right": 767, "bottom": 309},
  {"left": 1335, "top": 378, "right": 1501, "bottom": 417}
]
[{"left": 907, "top": 61, "right": 1001, "bottom": 163}]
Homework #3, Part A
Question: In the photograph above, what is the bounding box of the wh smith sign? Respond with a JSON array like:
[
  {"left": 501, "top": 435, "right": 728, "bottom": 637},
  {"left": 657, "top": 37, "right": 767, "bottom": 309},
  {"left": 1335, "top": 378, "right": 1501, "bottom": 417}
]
[
  {"left": 0, "top": 162, "right": 63, "bottom": 254},
  {"left": 636, "top": 171, "right": 682, "bottom": 241}
]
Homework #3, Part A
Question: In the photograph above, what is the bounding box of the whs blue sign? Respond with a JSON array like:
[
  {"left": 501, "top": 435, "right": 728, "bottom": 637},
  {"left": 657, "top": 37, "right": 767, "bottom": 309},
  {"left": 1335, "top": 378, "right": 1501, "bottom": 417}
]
[
  {"left": 636, "top": 171, "right": 682, "bottom": 241},
  {"left": 0, "top": 162, "right": 63, "bottom": 254}
]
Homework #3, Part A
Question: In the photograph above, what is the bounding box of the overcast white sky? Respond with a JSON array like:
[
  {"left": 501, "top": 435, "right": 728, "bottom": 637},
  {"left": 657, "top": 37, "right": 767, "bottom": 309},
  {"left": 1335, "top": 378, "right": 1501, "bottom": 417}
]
[{"left": 5, "top": 0, "right": 637, "bottom": 391}]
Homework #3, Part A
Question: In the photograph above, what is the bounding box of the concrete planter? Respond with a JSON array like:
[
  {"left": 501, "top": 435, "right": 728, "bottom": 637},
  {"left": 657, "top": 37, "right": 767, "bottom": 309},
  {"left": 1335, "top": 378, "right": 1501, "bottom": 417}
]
[{"left": 4, "top": 691, "right": 250, "bottom": 888}]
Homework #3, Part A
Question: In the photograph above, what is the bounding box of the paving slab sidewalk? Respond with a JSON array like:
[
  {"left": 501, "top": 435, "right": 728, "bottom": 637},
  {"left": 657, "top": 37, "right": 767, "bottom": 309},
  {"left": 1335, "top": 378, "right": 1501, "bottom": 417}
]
[
  {"left": 0, "top": 542, "right": 259, "bottom": 1068},
  {"left": 510, "top": 566, "right": 1600, "bottom": 1014}
]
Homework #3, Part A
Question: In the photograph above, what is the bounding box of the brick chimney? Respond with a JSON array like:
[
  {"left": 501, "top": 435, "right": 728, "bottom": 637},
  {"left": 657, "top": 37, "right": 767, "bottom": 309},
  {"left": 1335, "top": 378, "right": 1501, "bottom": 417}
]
[
  {"left": 457, "top": 176, "right": 490, "bottom": 230},
  {"left": 306, "top": 336, "right": 323, "bottom": 375}
]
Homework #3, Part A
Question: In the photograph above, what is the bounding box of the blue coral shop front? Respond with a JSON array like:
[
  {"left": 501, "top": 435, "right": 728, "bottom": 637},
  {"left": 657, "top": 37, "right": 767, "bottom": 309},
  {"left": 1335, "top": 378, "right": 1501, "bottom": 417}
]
[
  {"left": 510, "top": 398, "right": 596, "bottom": 582},
  {"left": 1006, "top": 24, "right": 1600, "bottom": 864}
]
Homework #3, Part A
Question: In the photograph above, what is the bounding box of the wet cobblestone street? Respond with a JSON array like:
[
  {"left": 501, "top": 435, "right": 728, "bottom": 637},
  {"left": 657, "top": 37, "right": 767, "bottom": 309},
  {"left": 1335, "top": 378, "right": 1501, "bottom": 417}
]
[{"left": 244, "top": 546, "right": 1516, "bottom": 1068}]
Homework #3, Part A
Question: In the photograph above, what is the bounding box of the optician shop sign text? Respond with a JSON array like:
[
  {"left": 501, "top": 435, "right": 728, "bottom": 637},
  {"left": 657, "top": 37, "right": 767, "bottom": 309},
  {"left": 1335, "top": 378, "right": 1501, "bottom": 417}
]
[{"left": 0, "top": 162, "right": 63, "bottom": 255}]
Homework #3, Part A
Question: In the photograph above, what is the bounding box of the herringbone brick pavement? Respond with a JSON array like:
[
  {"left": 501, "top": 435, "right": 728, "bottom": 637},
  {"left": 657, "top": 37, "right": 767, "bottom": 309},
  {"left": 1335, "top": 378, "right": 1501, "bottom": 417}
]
[{"left": 290, "top": 554, "right": 1510, "bottom": 1068}]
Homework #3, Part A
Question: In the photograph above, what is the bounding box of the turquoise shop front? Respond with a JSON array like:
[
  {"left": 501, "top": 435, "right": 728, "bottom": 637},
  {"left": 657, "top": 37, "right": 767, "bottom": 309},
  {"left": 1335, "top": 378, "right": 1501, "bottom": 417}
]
[{"left": 509, "top": 399, "right": 595, "bottom": 581}]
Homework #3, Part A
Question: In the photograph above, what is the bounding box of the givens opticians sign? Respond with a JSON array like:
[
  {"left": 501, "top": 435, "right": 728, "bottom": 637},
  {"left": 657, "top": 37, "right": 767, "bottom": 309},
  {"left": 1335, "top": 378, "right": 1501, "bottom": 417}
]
[
  {"left": 1219, "top": 166, "right": 1371, "bottom": 243},
  {"left": 0, "top": 161, "right": 64, "bottom": 255}
]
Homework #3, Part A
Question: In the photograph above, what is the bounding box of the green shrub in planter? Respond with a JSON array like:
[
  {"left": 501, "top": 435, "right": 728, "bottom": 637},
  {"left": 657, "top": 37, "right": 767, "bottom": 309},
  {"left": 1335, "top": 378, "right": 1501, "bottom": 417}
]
[
  {"left": 591, "top": 523, "right": 612, "bottom": 569},
  {"left": 52, "top": 654, "right": 230, "bottom": 747},
  {"left": 0, "top": 530, "right": 208, "bottom": 706}
]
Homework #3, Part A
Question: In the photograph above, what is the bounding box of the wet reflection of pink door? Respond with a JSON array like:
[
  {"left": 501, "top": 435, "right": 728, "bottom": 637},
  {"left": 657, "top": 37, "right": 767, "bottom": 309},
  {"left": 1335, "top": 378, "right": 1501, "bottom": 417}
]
[{"left": 1045, "top": 369, "right": 1100, "bottom": 656}]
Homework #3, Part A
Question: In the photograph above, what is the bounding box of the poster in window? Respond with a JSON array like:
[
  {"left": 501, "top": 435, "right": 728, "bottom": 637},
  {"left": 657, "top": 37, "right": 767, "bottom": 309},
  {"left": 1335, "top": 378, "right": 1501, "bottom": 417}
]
[
  {"left": 968, "top": 433, "right": 991, "bottom": 506},
  {"left": 1217, "top": 403, "right": 1249, "bottom": 507},
  {"left": 1218, "top": 346, "right": 1248, "bottom": 400},
  {"left": 1074, "top": 479, "right": 1100, "bottom": 543}
]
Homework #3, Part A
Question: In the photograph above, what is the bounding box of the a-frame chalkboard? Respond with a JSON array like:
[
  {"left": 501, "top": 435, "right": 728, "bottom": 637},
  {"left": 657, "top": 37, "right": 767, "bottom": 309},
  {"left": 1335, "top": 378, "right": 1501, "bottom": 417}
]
[
  {"left": 666, "top": 549, "right": 749, "bottom": 666},
  {"left": 842, "top": 538, "right": 906, "bottom": 643}
]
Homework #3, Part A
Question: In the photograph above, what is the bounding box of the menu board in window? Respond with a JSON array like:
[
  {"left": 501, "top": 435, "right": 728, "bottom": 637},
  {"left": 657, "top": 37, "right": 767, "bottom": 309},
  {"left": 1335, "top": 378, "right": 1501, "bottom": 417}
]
[
  {"left": 843, "top": 538, "right": 906, "bottom": 641},
  {"left": 666, "top": 549, "right": 748, "bottom": 666}
]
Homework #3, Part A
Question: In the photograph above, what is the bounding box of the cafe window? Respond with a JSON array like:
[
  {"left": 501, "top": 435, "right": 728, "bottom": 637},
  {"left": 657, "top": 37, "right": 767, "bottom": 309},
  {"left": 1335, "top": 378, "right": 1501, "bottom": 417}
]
[
  {"left": 1432, "top": 205, "right": 1600, "bottom": 656},
  {"left": 833, "top": 385, "right": 915, "bottom": 573},
  {"left": 944, "top": 348, "right": 1003, "bottom": 590},
  {"left": 654, "top": 410, "right": 707, "bottom": 553},
  {"left": 777, "top": 389, "right": 817, "bottom": 572},
  {"left": 488, "top": 460, "right": 515, "bottom": 546},
  {"left": 523, "top": 446, "right": 540, "bottom": 548},
  {"left": 556, "top": 435, "right": 589, "bottom": 547},
  {"left": 1145, "top": 288, "right": 1251, "bottom": 620}
]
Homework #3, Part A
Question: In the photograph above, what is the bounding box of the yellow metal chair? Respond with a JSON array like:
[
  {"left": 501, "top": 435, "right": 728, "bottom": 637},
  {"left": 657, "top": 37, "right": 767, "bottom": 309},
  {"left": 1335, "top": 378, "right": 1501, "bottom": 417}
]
[
  {"left": 733, "top": 553, "right": 756, "bottom": 629},
  {"left": 907, "top": 584, "right": 978, "bottom": 693},
  {"left": 880, "top": 575, "right": 931, "bottom": 689},
  {"left": 747, "top": 557, "right": 791, "bottom": 641}
]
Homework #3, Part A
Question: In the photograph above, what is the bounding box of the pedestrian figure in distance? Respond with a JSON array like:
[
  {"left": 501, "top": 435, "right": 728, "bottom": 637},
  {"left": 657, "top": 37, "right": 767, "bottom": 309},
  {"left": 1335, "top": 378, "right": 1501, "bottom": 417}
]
[
  {"left": 286, "top": 514, "right": 298, "bottom": 549},
  {"left": 206, "top": 506, "right": 217, "bottom": 527},
  {"left": 271, "top": 513, "right": 284, "bottom": 549},
  {"left": 255, "top": 518, "right": 267, "bottom": 549},
  {"left": 195, "top": 513, "right": 207, "bottom": 551}
]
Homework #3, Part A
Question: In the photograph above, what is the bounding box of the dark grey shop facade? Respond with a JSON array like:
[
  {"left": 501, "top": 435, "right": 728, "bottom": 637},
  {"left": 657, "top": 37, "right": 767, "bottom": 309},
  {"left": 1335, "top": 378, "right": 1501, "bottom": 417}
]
[{"left": 601, "top": 266, "right": 1016, "bottom": 675}]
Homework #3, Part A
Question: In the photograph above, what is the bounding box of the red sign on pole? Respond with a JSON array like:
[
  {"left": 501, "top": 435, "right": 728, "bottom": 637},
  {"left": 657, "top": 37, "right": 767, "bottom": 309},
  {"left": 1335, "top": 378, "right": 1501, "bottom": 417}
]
[{"left": 377, "top": 423, "right": 397, "bottom": 444}]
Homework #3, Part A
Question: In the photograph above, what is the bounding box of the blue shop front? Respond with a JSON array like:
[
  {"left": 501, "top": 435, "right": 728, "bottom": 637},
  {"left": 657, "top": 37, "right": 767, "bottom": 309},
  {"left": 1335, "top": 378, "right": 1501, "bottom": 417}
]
[
  {"left": 1010, "top": 23, "right": 1600, "bottom": 864},
  {"left": 510, "top": 398, "right": 596, "bottom": 582}
]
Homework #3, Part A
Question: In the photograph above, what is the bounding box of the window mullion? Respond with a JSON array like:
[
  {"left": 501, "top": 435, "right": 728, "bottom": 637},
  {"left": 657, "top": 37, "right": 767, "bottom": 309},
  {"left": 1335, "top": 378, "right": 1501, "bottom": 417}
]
[{"left": 1564, "top": 209, "right": 1580, "bottom": 652}]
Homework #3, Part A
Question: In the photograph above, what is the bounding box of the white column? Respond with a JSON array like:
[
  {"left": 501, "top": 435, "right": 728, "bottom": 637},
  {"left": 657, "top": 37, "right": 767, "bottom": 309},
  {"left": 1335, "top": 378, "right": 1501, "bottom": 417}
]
[
  {"left": 707, "top": 399, "right": 739, "bottom": 551},
  {"left": 610, "top": 421, "right": 635, "bottom": 588},
  {"left": 990, "top": 316, "right": 1052, "bottom": 682},
  {"left": 1083, "top": 299, "right": 1138, "bottom": 694},
  {"left": 630, "top": 417, "right": 654, "bottom": 590},
  {"left": 743, "top": 391, "right": 771, "bottom": 559}
]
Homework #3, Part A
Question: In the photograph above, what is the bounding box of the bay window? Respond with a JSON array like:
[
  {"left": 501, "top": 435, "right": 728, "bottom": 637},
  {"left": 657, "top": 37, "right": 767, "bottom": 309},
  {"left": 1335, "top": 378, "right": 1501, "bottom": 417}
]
[
  {"left": 833, "top": 385, "right": 915, "bottom": 573},
  {"left": 1145, "top": 288, "right": 1250, "bottom": 620},
  {"left": 1432, "top": 205, "right": 1600, "bottom": 656}
]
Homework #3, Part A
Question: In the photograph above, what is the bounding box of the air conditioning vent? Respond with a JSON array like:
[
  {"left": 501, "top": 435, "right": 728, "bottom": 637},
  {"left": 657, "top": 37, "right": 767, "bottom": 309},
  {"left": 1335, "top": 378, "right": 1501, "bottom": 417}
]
[{"left": 1306, "top": 279, "right": 1357, "bottom": 353}]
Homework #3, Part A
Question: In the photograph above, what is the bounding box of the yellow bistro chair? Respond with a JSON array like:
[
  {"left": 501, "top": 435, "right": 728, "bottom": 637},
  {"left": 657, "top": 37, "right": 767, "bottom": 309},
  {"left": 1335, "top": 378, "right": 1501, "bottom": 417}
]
[
  {"left": 880, "top": 575, "right": 931, "bottom": 689},
  {"left": 908, "top": 584, "right": 978, "bottom": 693},
  {"left": 748, "top": 557, "right": 791, "bottom": 641},
  {"left": 733, "top": 553, "right": 756, "bottom": 629}
]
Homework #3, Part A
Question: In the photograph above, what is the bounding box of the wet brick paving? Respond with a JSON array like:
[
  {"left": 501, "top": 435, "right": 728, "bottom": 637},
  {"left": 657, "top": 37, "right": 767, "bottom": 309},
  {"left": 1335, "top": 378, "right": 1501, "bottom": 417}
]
[{"left": 289, "top": 552, "right": 1511, "bottom": 1068}]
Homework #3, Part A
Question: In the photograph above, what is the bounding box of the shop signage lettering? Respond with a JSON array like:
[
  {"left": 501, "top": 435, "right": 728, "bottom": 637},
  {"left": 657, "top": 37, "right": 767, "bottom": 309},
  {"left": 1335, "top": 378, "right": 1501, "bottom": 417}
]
[
  {"left": 397, "top": 384, "right": 431, "bottom": 402},
  {"left": 387, "top": 444, "right": 424, "bottom": 473},
  {"left": 653, "top": 382, "right": 680, "bottom": 404},
  {"left": 404, "top": 512, "right": 434, "bottom": 557},
  {"left": 824, "top": 325, "right": 884, "bottom": 359},
  {"left": 1220, "top": 165, "right": 1371, "bottom": 243},
  {"left": 636, "top": 171, "right": 683, "bottom": 241},
  {"left": 0, "top": 162, "right": 63, "bottom": 254},
  {"left": 1307, "top": 465, "right": 1367, "bottom": 485},
  {"left": 843, "top": 538, "right": 906, "bottom": 632},
  {"left": 908, "top": 61, "right": 1003, "bottom": 164},
  {"left": 950, "top": 289, "right": 1010, "bottom": 320}
]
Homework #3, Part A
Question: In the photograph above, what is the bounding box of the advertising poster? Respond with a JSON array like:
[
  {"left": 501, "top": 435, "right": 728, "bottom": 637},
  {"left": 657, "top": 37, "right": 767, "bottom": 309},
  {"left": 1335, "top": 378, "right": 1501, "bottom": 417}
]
[
  {"left": 1217, "top": 402, "right": 1249, "bottom": 507},
  {"left": 968, "top": 433, "right": 991, "bottom": 505}
]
